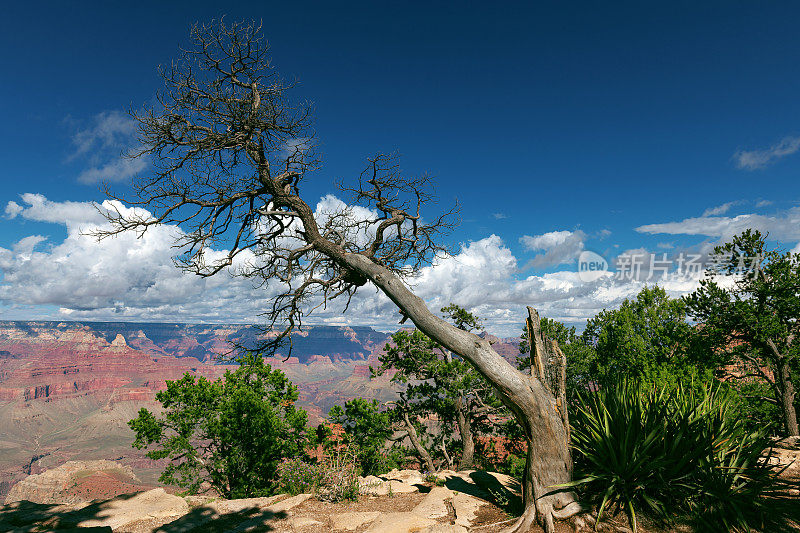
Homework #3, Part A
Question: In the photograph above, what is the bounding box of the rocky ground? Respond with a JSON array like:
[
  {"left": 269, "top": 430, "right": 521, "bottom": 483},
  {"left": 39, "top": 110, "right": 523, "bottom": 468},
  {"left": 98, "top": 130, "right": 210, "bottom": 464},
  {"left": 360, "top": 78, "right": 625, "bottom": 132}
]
[
  {"left": 0, "top": 467, "right": 531, "bottom": 533},
  {"left": 2, "top": 441, "right": 798, "bottom": 532}
]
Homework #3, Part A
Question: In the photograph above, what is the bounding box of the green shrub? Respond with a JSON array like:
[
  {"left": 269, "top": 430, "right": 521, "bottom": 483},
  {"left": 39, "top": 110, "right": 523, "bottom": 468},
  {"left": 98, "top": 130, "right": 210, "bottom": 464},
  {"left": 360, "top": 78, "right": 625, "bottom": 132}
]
[
  {"left": 276, "top": 457, "right": 318, "bottom": 495},
  {"left": 567, "top": 381, "right": 794, "bottom": 532},
  {"left": 129, "top": 354, "right": 308, "bottom": 498},
  {"left": 276, "top": 445, "right": 360, "bottom": 502},
  {"left": 328, "top": 398, "right": 402, "bottom": 476},
  {"left": 490, "top": 452, "right": 526, "bottom": 480},
  {"left": 568, "top": 382, "right": 700, "bottom": 529}
]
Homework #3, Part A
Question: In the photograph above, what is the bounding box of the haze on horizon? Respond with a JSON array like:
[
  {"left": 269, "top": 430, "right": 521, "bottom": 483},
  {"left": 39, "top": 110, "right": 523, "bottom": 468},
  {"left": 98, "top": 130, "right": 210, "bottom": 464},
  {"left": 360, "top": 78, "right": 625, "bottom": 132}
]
[{"left": 1, "top": 1, "right": 799, "bottom": 336}]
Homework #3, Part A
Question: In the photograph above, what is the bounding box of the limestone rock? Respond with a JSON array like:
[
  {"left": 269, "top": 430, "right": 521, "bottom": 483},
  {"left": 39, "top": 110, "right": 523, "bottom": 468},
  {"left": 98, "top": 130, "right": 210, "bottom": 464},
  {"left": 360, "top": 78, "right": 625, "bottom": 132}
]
[
  {"left": 451, "top": 491, "right": 484, "bottom": 527},
  {"left": 359, "top": 478, "right": 418, "bottom": 496},
  {"left": 292, "top": 516, "right": 324, "bottom": 529},
  {"left": 364, "top": 511, "right": 436, "bottom": 533},
  {"left": 420, "top": 525, "right": 468, "bottom": 533},
  {"left": 331, "top": 510, "right": 382, "bottom": 531},
  {"left": 412, "top": 486, "right": 453, "bottom": 519},
  {"left": 4, "top": 460, "right": 141, "bottom": 505},
  {"left": 382, "top": 468, "right": 425, "bottom": 486},
  {"left": 184, "top": 494, "right": 216, "bottom": 507},
  {"left": 264, "top": 492, "right": 312, "bottom": 513},
  {"left": 209, "top": 493, "right": 286, "bottom": 514},
  {"left": 389, "top": 480, "right": 419, "bottom": 494},
  {"left": 204, "top": 496, "right": 309, "bottom": 533},
  {"left": 75, "top": 488, "right": 189, "bottom": 530}
]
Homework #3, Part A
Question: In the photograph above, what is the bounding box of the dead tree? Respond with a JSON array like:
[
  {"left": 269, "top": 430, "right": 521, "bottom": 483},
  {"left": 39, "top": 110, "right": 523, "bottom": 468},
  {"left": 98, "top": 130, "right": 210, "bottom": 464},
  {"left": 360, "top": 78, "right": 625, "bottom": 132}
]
[
  {"left": 96, "top": 20, "right": 579, "bottom": 531},
  {"left": 526, "top": 307, "right": 570, "bottom": 457}
]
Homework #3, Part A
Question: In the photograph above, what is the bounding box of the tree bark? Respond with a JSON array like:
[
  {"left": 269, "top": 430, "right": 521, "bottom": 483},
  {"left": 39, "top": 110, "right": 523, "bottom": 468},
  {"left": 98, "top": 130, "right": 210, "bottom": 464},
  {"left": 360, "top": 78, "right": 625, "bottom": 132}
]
[
  {"left": 440, "top": 439, "right": 454, "bottom": 470},
  {"left": 778, "top": 359, "right": 799, "bottom": 436},
  {"left": 765, "top": 339, "right": 799, "bottom": 437},
  {"left": 455, "top": 397, "right": 475, "bottom": 470},
  {"left": 338, "top": 252, "right": 577, "bottom": 532},
  {"left": 527, "top": 307, "right": 570, "bottom": 446}
]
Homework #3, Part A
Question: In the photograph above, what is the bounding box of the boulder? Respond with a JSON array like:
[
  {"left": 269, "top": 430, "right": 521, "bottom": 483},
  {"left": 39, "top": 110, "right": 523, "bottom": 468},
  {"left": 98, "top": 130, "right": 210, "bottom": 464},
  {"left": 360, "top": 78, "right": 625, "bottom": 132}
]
[
  {"left": 389, "top": 480, "right": 419, "bottom": 494},
  {"left": 360, "top": 479, "right": 418, "bottom": 496},
  {"left": 382, "top": 469, "right": 425, "bottom": 486},
  {"left": 209, "top": 494, "right": 310, "bottom": 533},
  {"left": 264, "top": 493, "right": 312, "bottom": 513},
  {"left": 451, "top": 491, "right": 484, "bottom": 527},
  {"left": 3, "top": 460, "right": 142, "bottom": 505},
  {"left": 209, "top": 493, "right": 286, "bottom": 514}
]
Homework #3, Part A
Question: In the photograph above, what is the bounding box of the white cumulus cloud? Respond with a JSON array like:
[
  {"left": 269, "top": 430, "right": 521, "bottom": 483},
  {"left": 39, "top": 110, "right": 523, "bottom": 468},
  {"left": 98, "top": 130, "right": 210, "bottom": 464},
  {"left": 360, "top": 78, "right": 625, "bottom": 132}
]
[
  {"left": 4, "top": 201, "right": 23, "bottom": 219},
  {"left": 702, "top": 201, "right": 741, "bottom": 217},
  {"left": 0, "top": 195, "right": 721, "bottom": 336},
  {"left": 520, "top": 230, "right": 586, "bottom": 268}
]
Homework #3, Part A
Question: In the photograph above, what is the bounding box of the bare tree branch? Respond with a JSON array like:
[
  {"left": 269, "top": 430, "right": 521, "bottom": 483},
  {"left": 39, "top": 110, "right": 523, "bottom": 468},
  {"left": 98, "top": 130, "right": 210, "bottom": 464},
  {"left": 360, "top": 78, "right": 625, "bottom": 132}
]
[{"left": 93, "top": 19, "right": 457, "bottom": 358}]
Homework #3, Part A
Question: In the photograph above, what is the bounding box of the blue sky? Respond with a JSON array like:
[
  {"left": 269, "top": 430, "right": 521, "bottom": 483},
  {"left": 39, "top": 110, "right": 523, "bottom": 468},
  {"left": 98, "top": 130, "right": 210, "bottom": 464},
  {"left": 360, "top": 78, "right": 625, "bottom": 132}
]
[{"left": 1, "top": 2, "right": 799, "bottom": 335}]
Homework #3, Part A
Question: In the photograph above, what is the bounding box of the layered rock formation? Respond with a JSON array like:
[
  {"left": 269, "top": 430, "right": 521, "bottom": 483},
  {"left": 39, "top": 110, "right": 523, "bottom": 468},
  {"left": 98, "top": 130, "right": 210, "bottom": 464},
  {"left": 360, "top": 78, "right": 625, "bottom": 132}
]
[
  {"left": 0, "top": 320, "right": 522, "bottom": 505},
  {"left": 0, "top": 321, "right": 397, "bottom": 501}
]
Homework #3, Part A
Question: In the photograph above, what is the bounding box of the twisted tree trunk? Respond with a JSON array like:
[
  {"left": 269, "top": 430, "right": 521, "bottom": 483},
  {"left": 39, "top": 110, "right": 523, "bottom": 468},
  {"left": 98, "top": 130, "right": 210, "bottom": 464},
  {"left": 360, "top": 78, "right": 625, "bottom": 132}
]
[
  {"left": 103, "top": 20, "right": 579, "bottom": 531},
  {"left": 401, "top": 410, "right": 437, "bottom": 473},
  {"left": 338, "top": 252, "right": 578, "bottom": 532}
]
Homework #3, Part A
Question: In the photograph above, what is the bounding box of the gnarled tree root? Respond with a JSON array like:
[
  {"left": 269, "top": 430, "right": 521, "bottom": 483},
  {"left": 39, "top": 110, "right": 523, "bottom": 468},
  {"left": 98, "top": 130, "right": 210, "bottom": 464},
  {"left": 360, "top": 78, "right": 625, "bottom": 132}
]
[{"left": 501, "top": 501, "right": 584, "bottom": 533}]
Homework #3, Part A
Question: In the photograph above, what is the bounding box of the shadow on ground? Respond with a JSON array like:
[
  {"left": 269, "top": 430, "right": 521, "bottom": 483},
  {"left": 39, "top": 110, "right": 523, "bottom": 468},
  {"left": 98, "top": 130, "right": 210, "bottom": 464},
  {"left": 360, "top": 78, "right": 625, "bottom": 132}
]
[
  {"left": 0, "top": 495, "right": 288, "bottom": 533},
  {"left": 0, "top": 493, "right": 138, "bottom": 532},
  {"left": 155, "top": 505, "right": 287, "bottom": 532},
  {"left": 441, "top": 471, "right": 523, "bottom": 516}
]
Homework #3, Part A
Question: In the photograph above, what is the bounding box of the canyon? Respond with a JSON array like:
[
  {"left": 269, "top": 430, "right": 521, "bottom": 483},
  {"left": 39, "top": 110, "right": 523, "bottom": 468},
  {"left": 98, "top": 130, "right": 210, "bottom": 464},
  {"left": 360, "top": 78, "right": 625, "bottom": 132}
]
[{"left": 0, "top": 320, "right": 520, "bottom": 502}]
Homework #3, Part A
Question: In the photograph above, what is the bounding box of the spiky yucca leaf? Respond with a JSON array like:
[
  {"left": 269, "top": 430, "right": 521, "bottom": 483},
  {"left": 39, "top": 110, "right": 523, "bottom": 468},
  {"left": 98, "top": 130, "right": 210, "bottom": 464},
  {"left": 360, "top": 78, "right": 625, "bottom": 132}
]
[{"left": 567, "top": 381, "right": 797, "bottom": 532}]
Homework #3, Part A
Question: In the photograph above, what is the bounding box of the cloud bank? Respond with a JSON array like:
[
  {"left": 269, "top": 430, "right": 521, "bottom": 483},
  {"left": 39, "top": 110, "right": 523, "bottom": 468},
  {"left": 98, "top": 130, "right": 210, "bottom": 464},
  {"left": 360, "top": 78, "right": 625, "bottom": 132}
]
[
  {"left": 636, "top": 207, "right": 800, "bottom": 243},
  {"left": 0, "top": 194, "right": 679, "bottom": 336},
  {"left": 519, "top": 230, "right": 586, "bottom": 268},
  {"left": 4, "top": 195, "right": 797, "bottom": 336}
]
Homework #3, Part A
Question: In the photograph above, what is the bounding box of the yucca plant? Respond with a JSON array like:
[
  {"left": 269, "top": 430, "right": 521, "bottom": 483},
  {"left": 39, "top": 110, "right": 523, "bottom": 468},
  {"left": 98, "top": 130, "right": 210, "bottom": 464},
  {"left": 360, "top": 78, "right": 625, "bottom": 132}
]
[
  {"left": 688, "top": 390, "right": 796, "bottom": 532},
  {"left": 567, "top": 381, "right": 798, "bottom": 532},
  {"left": 567, "top": 381, "right": 703, "bottom": 530}
]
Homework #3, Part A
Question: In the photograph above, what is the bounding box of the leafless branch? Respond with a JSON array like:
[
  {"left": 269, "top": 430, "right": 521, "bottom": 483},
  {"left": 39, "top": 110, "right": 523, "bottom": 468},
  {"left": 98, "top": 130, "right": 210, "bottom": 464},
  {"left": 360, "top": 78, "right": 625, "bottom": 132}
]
[{"left": 92, "top": 19, "right": 457, "bottom": 358}]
